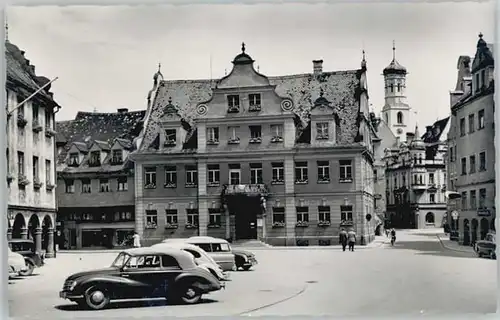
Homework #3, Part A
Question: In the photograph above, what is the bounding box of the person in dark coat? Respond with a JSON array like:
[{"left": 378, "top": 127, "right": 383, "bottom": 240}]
[
  {"left": 339, "top": 228, "right": 348, "bottom": 251},
  {"left": 347, "top": 229, "right": 357, "bottom": 252}
]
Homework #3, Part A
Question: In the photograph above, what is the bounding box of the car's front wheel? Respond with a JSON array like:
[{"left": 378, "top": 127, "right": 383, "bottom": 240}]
[
  {"left": 170, "top": 282, "right": 202, "bottom": 305},
  {"left": 19, "top": 260, "right": 34, "bottom": 276},
  {"left": 84, "top": 286, "right": 110, "bottom": 310}
]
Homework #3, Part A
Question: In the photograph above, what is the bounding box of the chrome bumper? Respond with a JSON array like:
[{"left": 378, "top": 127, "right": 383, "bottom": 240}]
[{"left": 59, "top": 291, "right": 83, "bottom": 300}]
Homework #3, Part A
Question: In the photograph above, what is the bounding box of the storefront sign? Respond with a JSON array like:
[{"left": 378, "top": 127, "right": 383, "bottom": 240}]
[{"left": 224, "top": 184, "right": 268, "bottom": 195}]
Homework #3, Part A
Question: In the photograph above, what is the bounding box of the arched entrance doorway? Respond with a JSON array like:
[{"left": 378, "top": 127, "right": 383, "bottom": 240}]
[
  {"left": 27, "top": 214, "right": 42, "bottom": 253},
  {"left": 41, "top": 215, "right": 55, "bottom": 257},
  {"left": 11, "top": 213, "right": 27, "bottom": 239},
  {"left": 425, "top": 212, "right": 435, "bottom": 226},
  {"left": 471, "top": 219, "right": 478, "bottom": 245},
  {"left": 463, "top": 219, "right": 470, "bottom": 245},
  {"left": 480, "top": 218, "right": 489, "bottom": 240}
]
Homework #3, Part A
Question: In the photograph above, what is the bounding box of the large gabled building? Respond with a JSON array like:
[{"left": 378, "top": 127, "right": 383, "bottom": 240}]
[{"left": 130, "top": 44, "right": 380, "bottom": 247}]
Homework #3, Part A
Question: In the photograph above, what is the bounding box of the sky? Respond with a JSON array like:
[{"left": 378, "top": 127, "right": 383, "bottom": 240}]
[{"left": 6, "top": 2, "right": 495, "bottom": 127}]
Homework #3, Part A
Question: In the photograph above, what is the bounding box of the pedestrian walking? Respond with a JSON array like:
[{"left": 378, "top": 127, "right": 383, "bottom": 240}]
[
  {"left": 339, "top": 228, "right": 348, "bottom": 251},
  {"left": 347, "top": 229, "right": 357, "bottom": 252},
  {"left": 132, "top": 232, "right": 141, "bottom": 248}
]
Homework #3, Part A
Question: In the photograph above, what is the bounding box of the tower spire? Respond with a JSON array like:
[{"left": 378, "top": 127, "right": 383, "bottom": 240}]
[
  {"left": 392, "top": 40, "right": 396, "bottom": 60},
  {"left": 5, "top": 15, "right": 9, "bottom": 42}
]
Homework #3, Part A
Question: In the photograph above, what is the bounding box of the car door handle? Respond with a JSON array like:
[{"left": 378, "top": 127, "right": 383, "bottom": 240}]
[{"left": 122, "top": 274, "right": 130, "bottom": 277}]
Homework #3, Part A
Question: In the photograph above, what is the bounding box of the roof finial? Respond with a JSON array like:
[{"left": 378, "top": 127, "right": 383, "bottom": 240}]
[
  {"left": 362, "top": 49, "right": 366, "bottom": 61},
  {"left": 479, "top": 32, "right": 483, "bottom": 39},
  {"left": 158, "top": 62, "right": 161, "bottom": 73},
  {"left": 241, "top": 42, "right": 246, "bottom": 53},
  {"left": 5, "top": 16, "right": 8, "bottom": 42},
  {"left": 168, "top": 96, "right": 172, "bottom": 104},
  {"left": 392, "top": 40, "right": 396, "bottom": 60}
]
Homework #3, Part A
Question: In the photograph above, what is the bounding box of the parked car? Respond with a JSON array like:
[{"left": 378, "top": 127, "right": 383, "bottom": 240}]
[
  {"left": 232, "top": 249, "right": 258, "bottom": 271},
  {"left": 8, "top": 239, "right": 45, "bottom": 276},
  {"left": 152, "top": 242, "right": 229, "bottom": 281},
  {"left": 59, "top": 247, "right": 223, "bottom": 310},
  {"left": 8, "top": 246, "right": 28, "bottom": 278},
  {"left": 475, "top": 232, "right": 496, "bottom": 259}
]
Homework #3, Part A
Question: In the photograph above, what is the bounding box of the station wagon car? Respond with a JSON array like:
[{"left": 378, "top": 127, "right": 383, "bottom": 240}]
[
  {"left": 59, "top": 247, "right": 223, "bottom": 310},
  {"left": 475, "top": 232, "right": 496, "bottom": 259},
  {"left": 152, "top": 242, "right": 229, "bottom": 281},
  {"left": 8, "top": 239, "right": 45, "bottom": 276}
]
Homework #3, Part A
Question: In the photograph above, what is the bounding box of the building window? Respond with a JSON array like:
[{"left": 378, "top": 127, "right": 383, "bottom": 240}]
[
  {"left": 65, "top": 179, "right": 75, "bottom": 193},
  {"left": 248, "top": 93, "right": 261, "bottom": 111},
  {"left": 340, "top": 205, "right": 353, "bottom": 221},
  {"left": 207, "top": 127, "right": 219, "bottom": 144},
  {"left": 339, "top": 160, "right": 353, "bottom": 182},
  {"left": 69, "top": 153, "right": 79, "bottom": 167},
  {"left": 272, "top": 207, "right": 285, "bottom": 227},
  {"left": 229, "top": 165, "right": 241, "bottom": 185},
  {"left": 475, "top": 73, "right": 480, "bottom": 91},
  {"left": 145, "top": 210, "right": 158, "bottom": 229},
  {"left": 461, "top": 192, "right": 467, "bottom": 210},
  {"left": 18, "top": 102, "right": 24, "bottom": 119},
  {"left": 111, "top": 150, "right": 123, "bottom": 164},
  {"left": 272, "top": 162, "right": 284, "bottom": 184},
  {"left": 294, "top": 161, "right": 308, "bottom": 184},
  {"left": 479, "top": 188, "right": 486, "bottom": 208},
  {"left": 478, "top": 109, "right": 485, "bottom": 129},
  {"left": 429, "top": 194, "right": 435, "bottom": 204},
  {"left": 249, "top": 125, "right": 262, "bottom": 143},
  {"left": 164, "top": 166, "right": 177, "bottom": 188},
  {"left": 32, "top": 156, "right": 39, "bottom": 183},
  {"left": 45, "top": 160, "right": 51, "bottom": 185},
  {"left": 227, "top": 126, "right": 240, "bottom": 144},
  {"left": 318, "top": 206, "right": 331, "bottom": 223},
  {"left": 250, "top": 163, "right": 263, "bottom": 184},
  {"left": 144, "top": 167, "right": 157, "bottom": 188},
  {"left": 187, "top": 209, "right": 199, "bottom": 226},
  {"left": 99, "top": 179, "right": 111, "bottom": 192},
  {"left": 459, "top": 118, "right": 466, "bottom": 136},
  {"left": 185, "top": 165, "right": 198, "bottom": 187},
  {"left": 114, "top": 211, "right": 133, "bottom": 222},
  {"left": 227, "top": 95, "right": 240, "bottom": 112},
  {"left": 32, "top": 104, "right": 39, "bottom": 124},
  {"left": 165, "top": 209, "right": 178, "bottom": 226},
  {"left": 317, "top": 161, "right": 330, "bottom": 183},
  {"left": 270, "top": 124, "right": 283, "bottom": 142},
  {"left": 296, "top": 206, "right": 309, "bottom": 223},
  {"left": 117, "top": 177, "right": 128, "bottom": 191},
  {"left": 164, "top": 129, "right": 176, "bottom": 146},
  {"left": 17, "top": 151, "right": 24, "bottom": 177},
  {"left": 468, "top": 114, "right": 475, "bottom": 133},
  {"left": 479, "top": 152, "right": 486, "bottom": 171},
  {"left": 397, "top": 112, "right": 403, "bottom": 124},
  {"left": 461, "top": 158, "right": 467, "bottom": 175},
  {"left": 208, "top": 208, "right": 222, "bottom": 226},
  {"left": 207, "top": 164, "right": 220, "bottom": 186},
  {"left": 316, "top": 122, "right": 329, "bottom": 140},
  {"left": 44, "top": 110, "right": 51, "bottom": 129},
  {"left": 449, "top": 147, "right": 454, "bottom": 162},
  {"left": 469, "top": 155, "right": 476, "bottom": 173},
  {"left": 82, "top": 179, "right": 91, "bottom": 193},
  {"left": 470, "top": 190, "right": 477, "bottom": 209},
  {"left": 428, "top": 173, "right": 434, "bottom": 185},
  {"left": 480, "top": 69, "right": 486, "bottom": 88},
  {"left": 89, "top": 151, "right": 101, "bottom": 167}
]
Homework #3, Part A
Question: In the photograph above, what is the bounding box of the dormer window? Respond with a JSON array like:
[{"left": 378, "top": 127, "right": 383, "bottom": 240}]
[
  {"left": 164, "top": 129, "right": 176, "bottom": 147},
  {"left": 249, "top": 125, "right": 262, "bottom": 144},
  {"left": 316, "top": 122, "right": 329, "bottom": 140},
  {"left": 227, "top": 95, "right": 240, "bottom": 113},
  {"left": 69, "top": 153, "right": 79, "bottom": 167},
  {"left": 111, "top": 150, "right": 123, "bottom": 165},
  {"left": 89, "top": 151, "right": 101, "bottom": 167},
  {"left": 480, "top": 69, "right": 486, "bottom": 88},
  {"left": 207, "top": 127, "right": 219, "bottom": 145},
  {"left": 248, "top": 94, "right": 261, "bottom": 111}
]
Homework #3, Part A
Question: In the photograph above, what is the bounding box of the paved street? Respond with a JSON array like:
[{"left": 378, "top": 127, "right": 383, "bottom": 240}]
[{"left": 8, "top": 230, "right": 497, "bottom": 318}]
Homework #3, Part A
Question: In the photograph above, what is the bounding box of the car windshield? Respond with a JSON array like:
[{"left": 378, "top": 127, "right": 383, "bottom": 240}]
[{"left": 111, "top": 252, "right": 131, "bottom": 268}]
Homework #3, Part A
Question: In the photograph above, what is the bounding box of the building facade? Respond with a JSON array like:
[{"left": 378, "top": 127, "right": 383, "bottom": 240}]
[
  {"left": 384, "top": 118, "right": 449, "bottom": 229},
  {"left": 55, "top": 109, "right": 145, "bottom": 249},
  {"left": 130, "top": 45, "right": 379, "bottom": 247},
  {"left": 447, "top": 33, "right": 495, "bottom": 246},
  {"left": 6, "top": 41, "right": 60, "bottom": 257}
]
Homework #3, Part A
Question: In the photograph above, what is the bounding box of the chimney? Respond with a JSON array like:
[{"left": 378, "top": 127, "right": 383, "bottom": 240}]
[
  {"left": 406, "top": 132, "right": 415, "bottom": 144},
  {"left": 117, "top": 108, "right": 128, "bottom": 113},
  {"left": 313, "top": 60, "right": 323, "bottom": 75}
]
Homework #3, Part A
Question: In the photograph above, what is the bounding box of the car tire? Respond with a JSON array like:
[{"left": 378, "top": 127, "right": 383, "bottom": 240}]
[
  {"left": 84, "top": 286, "right": 110, "bottom": 310},
  {"left": 174, "top": 282, "right": 202, "bottom": 305},
  {"left": 19, "top": 260, "right": 34, "bottom": 276}
]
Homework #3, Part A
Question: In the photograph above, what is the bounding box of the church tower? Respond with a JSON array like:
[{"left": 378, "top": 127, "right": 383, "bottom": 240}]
[{"left": 381, "top": 41, "right": 411, "bottom": 141}]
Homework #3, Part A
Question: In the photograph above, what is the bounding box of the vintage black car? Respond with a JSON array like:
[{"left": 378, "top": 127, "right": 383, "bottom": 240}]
[
  {"left": 232, "top": 249, "right": 258, "bottom": 271},
  {"left": 59, "top": 247, "right": 224, "bottom": 310},
  {"left": 8, "top": 239, "right": 45, "bottom": 276},
  {"left": 475, "top": 232, "right": 496, "bottom": 259}
]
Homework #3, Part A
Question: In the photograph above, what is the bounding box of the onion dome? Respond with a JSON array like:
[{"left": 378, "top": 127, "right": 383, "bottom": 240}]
[
  {"left": 383, "top": 41, "right": 407, "bottom": 76},
  {"left": 232, "top": 42, "right": 255, "bottom": 65}
]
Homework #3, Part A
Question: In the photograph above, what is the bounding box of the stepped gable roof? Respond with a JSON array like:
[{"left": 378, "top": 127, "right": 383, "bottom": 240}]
[
  {"left": 422, "top": 117, "right": 450, "bottom": 144},
  {"left": 5, "top": 41, "right": 58, "bottom": 107},
  {"left": 138, "top": 70, "right": 362, "bottom": 152},
  {"left": 55, "top": 110, "right": 146, "bottom": 165}
]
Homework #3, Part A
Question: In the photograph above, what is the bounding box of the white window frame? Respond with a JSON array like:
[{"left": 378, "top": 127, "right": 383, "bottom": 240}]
[
  {"left": 272, "top": 163, "right": 284, "bottom": 183},
  {"left": 69, "top": 153, "right": 79, "bottom": 165},
  {"left": 165, "top": 129, "right": 176, "bottom": 145},
  {"left": 340, "top": 205, "right": 353, "bottom": 221},
  {"left": 249, "top": 125, "right": 262, "bottom": 139},
  {"left": 296, "top": 207, "right": 309, "bottom": 222},
  {"left": 82, "top": 179, "right": 92, "bottom": 193},
  {"left": 228, "top": 126, "right": 239, "bottom": 143},
  {"left": 117, "top": 177, "right": 128, "bottom": 191},
  {"left": 295, "top": 162, "right": 308, "bottom": 183},
  {"left": 208, "top": 209, "right": 222, "bottom": 226},
  {"left": 187, "top": 209, "right": 199, "bottom": 226},
  {"left": 164, "top": 166, "right": 177, "bottom": 187},
  {"left": 249, "top": 93, "right": 261, "bottom": 106},
  {"left": 99, "top": 179, "right": 111, "bottom": 192},
  {"left": 65, "top": 179, "right": 75, "bottom": 193},
  {"left": 272, "top": 207, "right": 285, "bottom": 224},
  {"left": 165, "top": 209, "right": 178, "bottom": 225},
  {"left": 317, "top": 161, "right": 330, "bottom": 182},
  {"left": 186, "top": 167, "right": 198, "bottom": 186},
  {"left": 478, "top": 109, "right": 485, "bottom": 129},
  {"left": 270, "top": 124, "right": 283, "bottom": 138},
  {"left": 208, "top": 165, "right": 220, "bottom": 185},
  {"left": 45, "top": 159, "right": 52, "bottom": 185},
  {"left": 250, "top": 165, "right": 263, "bottom": 184},
  {"left": 479, "top": 151, "right": 486, "bottom": 171},
  {"left": 316, "top": 122, "right": 329, "bottom": 139},
  {"left": 145, "top": 210, "right": 158, "bottom": 229},
  {"left": 229, "top": 169, "right": 241, "bottom": 185},
  {"left": 318, "top": 206, "right": 331, "bottom": 222},
  {"left": 227, "top": 95, "right": 240, "bottom": 108},
  {"left": 207, "top": 127, "right": 219, "bottom": 142},
  {"left": 339, "top": 160, "right": 353, "bottom": 181},
  {"left": 112, "top": 150, "right": 123, "bottom": 163},
  {"left": 144, "top": 167, "right": 157, "bottom": 188},
  {"left": 478, "top": 188, "right": 486, "bottom": 209}
]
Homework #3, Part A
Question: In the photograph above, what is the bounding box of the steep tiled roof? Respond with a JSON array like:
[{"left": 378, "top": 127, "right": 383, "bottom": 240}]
[
  {"left": 93, "top": 140, "right": 111, "bottom": 151},
  {"left": 422, "top": 117, "right": 450, "bottom": 143},
  {"left": 72, "top": 142, "right": 89, "bottom": 153},
  {"left": 55, "top": 110, "right": 146, "bottom": 166},
  {"left": 138, "top": 70, "right": 362, "bottom": 152}
]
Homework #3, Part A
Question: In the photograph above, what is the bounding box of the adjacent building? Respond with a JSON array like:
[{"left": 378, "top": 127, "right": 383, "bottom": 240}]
[
  {"left": 55, "top": 109, "right": 145, "bottom": 249},
  {"left": 130, "top": 44, "right": 379, "bottom": 247},
  {"left": 447, "top": 33, "right": 495, "bottom": 245},
  {"left": 6, "top": 41, "right": 61, "bottom": 257}
]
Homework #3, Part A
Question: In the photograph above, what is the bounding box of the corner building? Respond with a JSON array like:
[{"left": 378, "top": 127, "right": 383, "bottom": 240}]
[{"left": 131, "top": 45, "right": 378, "bottom": 246}]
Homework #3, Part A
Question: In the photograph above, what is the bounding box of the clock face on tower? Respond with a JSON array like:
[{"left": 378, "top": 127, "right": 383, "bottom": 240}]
[{"left": 397, "top": 128, "right": 403, "bottom": 134}]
